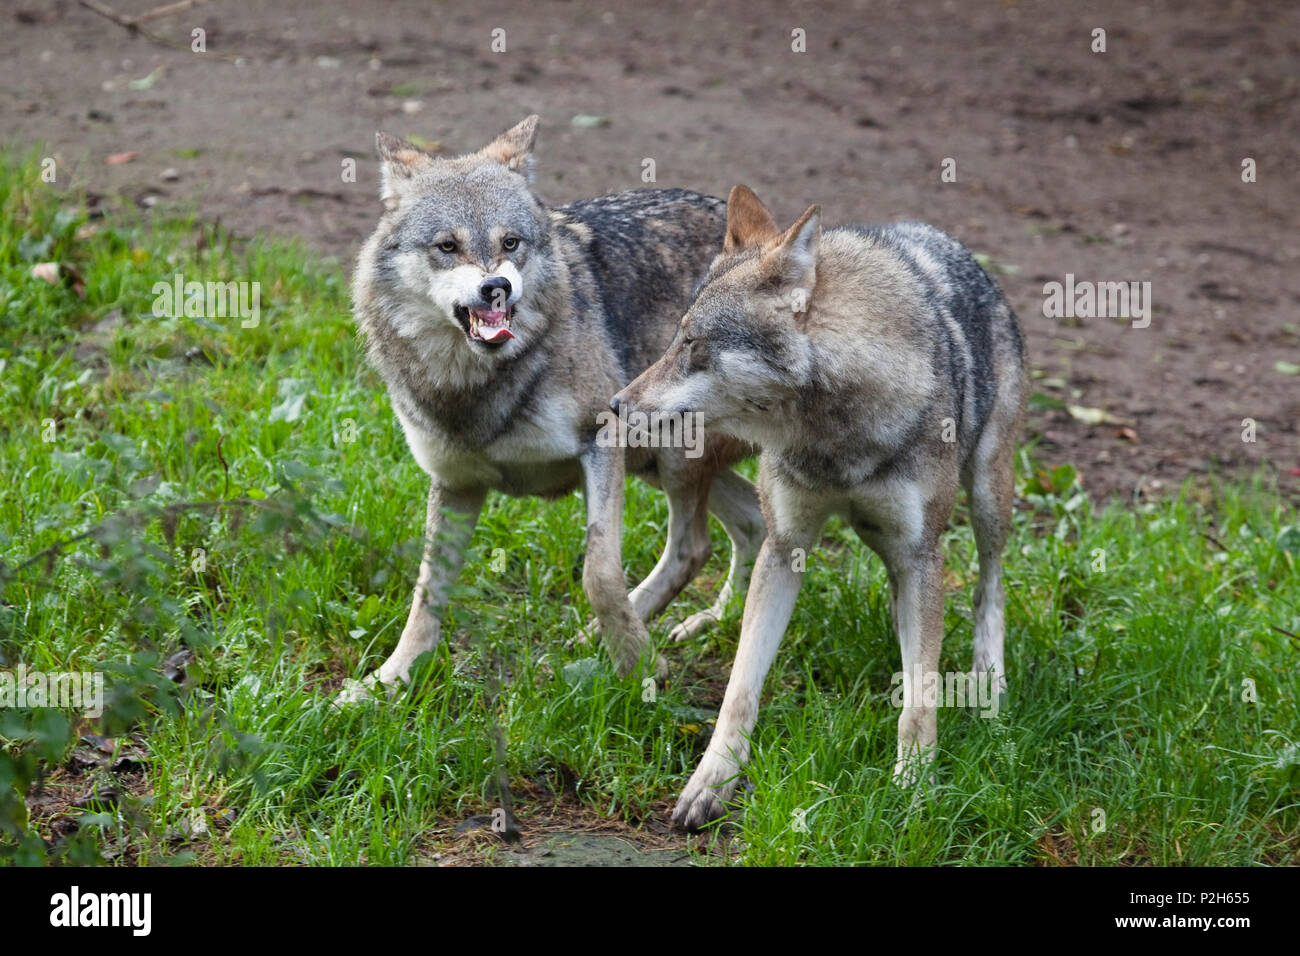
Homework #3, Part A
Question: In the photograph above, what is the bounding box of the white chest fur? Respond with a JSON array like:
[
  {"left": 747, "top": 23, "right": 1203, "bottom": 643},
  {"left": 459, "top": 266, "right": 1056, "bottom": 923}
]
[{"left": 395, "top": 395, "right": 584, "bottom": 493}]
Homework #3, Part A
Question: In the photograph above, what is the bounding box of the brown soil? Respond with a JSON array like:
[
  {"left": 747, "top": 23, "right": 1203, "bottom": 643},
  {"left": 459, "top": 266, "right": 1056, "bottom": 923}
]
[
  {"left": 4, "top": 0, "right": 1298, "bottom": 502},
  {"left": 424, "top": 779, "right": 721, "bottom": 866}
]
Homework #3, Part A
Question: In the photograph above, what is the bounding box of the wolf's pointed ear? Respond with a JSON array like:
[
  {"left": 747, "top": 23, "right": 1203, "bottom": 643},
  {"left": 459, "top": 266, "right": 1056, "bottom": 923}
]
[
  {"left": 478, "top": 115, "right": 540, "bottom": 182},
  {"left": 376, "top": 132, "right": 434, "bottom": 207},
  {"left": 724, "top": 184, "right": 780, "bottom": 253},
  {"left": 762, "top": 204, "right": 821, "bottom": 294}
]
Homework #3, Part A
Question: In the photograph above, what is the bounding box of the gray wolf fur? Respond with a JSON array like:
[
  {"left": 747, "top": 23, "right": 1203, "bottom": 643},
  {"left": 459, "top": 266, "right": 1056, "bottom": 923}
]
[
  {"left": 612, "top": 185, "right": 1028, "bottom": 829},
  {"left": 342, "top": 117, "right": 764, "bottom": 699}
]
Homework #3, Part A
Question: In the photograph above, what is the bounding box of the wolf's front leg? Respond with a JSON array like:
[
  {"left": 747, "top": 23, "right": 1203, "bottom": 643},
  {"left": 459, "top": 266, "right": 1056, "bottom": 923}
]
[
  {"left": 673, "top": 536, "right": 804, "bottom": 830},
  {"left": 580, "top": 444, "right": 662, "bottom": 679},
  {"left": 338, "top": 481, "right": 485, "bottom": 701}
]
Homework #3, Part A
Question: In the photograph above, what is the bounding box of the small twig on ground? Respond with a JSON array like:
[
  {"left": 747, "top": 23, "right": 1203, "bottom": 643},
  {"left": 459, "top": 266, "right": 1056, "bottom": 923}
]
[
  {"left": 215, "top": 434, "right": 230, "bottom": 498},
  {"left": 78, "top": 0, "right": 242, "bottom": 62},
  {"left": 1199, "top": 530, "right": 1228, "bottom": 551},
  {"left": 132, "top": 0, "right": 211, "bottom": 25},
  {"left": 1269, "top": 624, "right": 1300, "bottom": 646}
]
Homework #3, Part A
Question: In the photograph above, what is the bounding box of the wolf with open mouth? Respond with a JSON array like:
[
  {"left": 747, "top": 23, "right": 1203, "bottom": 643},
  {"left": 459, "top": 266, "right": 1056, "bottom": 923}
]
[{"left": 344, "top": 117, "right": 764, "bottom": 699}]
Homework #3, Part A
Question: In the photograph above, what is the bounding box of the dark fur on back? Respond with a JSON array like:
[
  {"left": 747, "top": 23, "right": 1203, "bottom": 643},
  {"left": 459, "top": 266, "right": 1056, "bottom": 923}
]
[
  {"left": 845, "top": 222, "right": 1023, "bottom": 457},
  {"left": 552, "top": 189, "right": 726, "bottom": 380}
]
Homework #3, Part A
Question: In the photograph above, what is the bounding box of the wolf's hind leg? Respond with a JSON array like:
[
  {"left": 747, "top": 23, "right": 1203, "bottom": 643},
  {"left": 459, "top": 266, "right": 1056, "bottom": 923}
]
[
  {"left": 668, "top": 469, "right": 765, "bottom": 642},
  {"left": 881, "top": 545, "right": 945, "bottom": 787},
  {"left": 627, "top": 478, "right": 712, "bottom": 624},
  {"left": 964, "top": 426, "right": 1017, "bottom": 693}
]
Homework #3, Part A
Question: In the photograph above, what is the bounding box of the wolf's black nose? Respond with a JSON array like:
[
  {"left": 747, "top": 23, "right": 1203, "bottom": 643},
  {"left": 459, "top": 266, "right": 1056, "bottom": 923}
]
[
  {"left": 479, "top": 276, "right": 512, "bottom": 304},
  {"left": 609, "top": 396, "right": 623, "bottom": 416}
]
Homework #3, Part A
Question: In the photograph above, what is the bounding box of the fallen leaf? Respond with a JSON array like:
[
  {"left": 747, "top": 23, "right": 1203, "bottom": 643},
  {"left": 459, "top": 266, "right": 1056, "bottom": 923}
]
[
  {"left": 81, "top": 732, "right": 115, "bottom": 754},
  {"left": 107, "top": 151, "right": 137, "bottom": 165},
  {"left": 69, "top": 748, "right": 104, "bottom": 770},
  {"left": 1274, "top": 360, "right": 1300, "bottom": 376},
  {"left": 1067, "top": 404, "right": 1120, "bottom": 426},
  {"left": 50, "top": 815, "right": 82, "bottom": 840},
  {"left": 1117, "top": 427, "right": 1139, "bottom": 442},
  {"left": 29, "top": 261, "right": 85, "bottom": 297},
  {"left": 111, "top": 752, "right": 148, "bottom": 772},
  {"left": 30, "top": 262, "right": 60, "bottom": 284},
  {"left": 72, "top": 785, "right": 122, "bottom": 811},
  {"left": 127, "top": 67, "right": 163, "bottom": 91},
  {"left": 455, "top": 814, "right": 496, "bottom": 834}
]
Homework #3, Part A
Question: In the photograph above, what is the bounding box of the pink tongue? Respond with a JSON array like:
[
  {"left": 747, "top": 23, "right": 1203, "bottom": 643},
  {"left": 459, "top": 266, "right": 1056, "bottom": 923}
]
[{"left": 479, "top": 324, "right": 514, "bottom": 342}]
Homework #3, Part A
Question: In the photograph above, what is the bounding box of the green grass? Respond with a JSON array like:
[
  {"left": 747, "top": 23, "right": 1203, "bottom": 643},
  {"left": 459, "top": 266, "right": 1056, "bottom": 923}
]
[{"left": 1, "top": 149, "right": 1297, "bottom": 865}]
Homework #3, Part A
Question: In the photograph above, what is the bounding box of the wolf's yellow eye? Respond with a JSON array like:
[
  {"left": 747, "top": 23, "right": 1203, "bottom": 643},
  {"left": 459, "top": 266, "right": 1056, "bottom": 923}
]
[
  {"left": 437, "top": 240, "right": 457, "bottom": 253},
  {"left": 502, "top": 236, "right": 519, "bottom": 252}
]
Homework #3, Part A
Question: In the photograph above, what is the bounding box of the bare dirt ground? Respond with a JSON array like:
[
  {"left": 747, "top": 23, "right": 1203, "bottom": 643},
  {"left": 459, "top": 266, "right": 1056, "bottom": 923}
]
[{"left": 5, "top": 0, "right": 1299, "bottom": 502}]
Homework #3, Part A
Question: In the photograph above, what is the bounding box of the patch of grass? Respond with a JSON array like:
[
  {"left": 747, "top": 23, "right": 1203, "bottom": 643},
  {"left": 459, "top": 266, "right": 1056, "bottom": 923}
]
[
  {"left": 386, "top": 82, "right": 425, "bottom": 98},
  {"left": 1, "top": 150, "right": 1297, "bottom": 865}
]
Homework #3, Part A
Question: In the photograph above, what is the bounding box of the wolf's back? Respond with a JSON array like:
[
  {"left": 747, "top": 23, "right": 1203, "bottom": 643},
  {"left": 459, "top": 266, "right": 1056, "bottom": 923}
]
[
  {"left": 839, "top": 221, "right": 1025, "bottom": 459},
  {"left": 553, "top": 189, "right": 726, "bottom": 381}
]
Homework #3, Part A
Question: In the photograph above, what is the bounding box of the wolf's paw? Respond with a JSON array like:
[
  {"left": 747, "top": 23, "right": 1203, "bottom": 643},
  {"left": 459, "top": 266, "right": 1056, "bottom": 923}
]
[
  {"left": 613, "top": 649, "right": 669, "bottom": 684},
  {"left": 565, "top": 618, "right": 599, "bottom": 651},
  {"left": 891, "top": 757, "right": 918, "bottom": 789},
  {"left": 970, "top": 667, "right": 1008, "bottom": 695},
  {"left": 671, "top": 756, "right": 740, "bottom": 831},
  {"left": 891, "top": 755, "right": 937, "bottom": 790},
  {"left": 668, "top": 608, "right": 720, "bottom": 644},
  {"left": 332, "top": 672, "right": 403, "bottom": 708},
  {"left": 672, "top": 786, "right": 728, "bottom": 832},
  {"left": 333, "top": 674, "right": 379, "bottom": 707}
]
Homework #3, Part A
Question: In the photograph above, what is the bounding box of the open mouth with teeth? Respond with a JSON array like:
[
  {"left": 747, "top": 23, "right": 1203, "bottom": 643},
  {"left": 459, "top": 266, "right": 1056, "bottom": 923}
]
[{"left": 455, "top": 305, "right": 515, "bottom": 347}]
